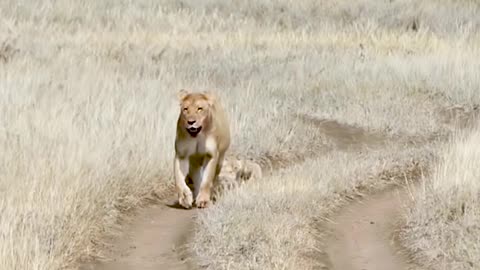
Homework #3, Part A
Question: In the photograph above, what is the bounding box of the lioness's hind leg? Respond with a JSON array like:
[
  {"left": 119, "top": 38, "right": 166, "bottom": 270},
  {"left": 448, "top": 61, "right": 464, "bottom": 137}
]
[
  {"left": 190, "top": 163, "right": 203, "bottom": 200},
  {"left": 186, "top": 175, "right": 194, "bottom": 190}
]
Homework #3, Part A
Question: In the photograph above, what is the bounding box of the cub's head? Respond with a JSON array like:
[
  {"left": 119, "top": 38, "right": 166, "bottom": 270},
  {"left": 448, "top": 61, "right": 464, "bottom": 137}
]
[{"left": 177, "top": 89, "right": 216, "bottom": 137}]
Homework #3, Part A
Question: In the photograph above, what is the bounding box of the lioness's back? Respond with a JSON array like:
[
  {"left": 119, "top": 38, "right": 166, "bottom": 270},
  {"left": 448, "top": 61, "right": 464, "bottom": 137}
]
[{"left": 212, "top": 98, "right": 230, "bottom": 153}]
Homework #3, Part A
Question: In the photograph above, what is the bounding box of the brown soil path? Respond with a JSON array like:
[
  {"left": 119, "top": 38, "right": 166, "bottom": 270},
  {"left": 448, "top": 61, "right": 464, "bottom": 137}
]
[
  {"left": 325, "top": 186, "right": 414, "bottom": 270},
  {"left": 81, "top": 115, "right": 419, "bottom": 270},
  {"left": 81, "top": 197, "right": 198, "bottom": 270},
  {"left": 80, "top": 158, "right": 262, "bottom": 270}
]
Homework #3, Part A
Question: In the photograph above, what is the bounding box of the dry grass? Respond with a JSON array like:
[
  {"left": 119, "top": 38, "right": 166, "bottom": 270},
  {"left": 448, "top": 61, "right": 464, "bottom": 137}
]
[
  {"left": 402, "top": 125, "right": 480, "bottom": 270},
  {"left": 194, "top": 142, "right": 434, "bottom": 269},
  {"left": 0, "top": 0, "right": 480, "bottom": 269}
]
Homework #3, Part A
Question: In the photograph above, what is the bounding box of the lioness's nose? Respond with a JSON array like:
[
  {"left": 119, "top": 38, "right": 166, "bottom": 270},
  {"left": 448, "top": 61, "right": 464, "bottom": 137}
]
[{"left": 187, "top": 120, "right": 196, "bottom": 125}]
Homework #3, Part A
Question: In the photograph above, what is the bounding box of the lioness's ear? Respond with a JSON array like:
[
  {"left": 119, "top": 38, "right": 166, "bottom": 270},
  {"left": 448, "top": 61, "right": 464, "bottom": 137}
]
[
  {"left": 203, "top": 91, "right": 217, "bottom": 106},
  {"left": 177, "top": 89, "right": 189, "bottom": 101}
]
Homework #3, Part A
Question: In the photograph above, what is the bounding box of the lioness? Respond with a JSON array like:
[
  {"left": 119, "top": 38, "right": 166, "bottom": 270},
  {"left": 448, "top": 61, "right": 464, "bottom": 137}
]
[{"left": 174, "top": 89, "right": 231, "bottom": 208}]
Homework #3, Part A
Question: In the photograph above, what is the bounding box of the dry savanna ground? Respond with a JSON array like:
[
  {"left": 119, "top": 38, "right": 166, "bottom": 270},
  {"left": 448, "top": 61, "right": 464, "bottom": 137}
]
[{"left": 1, "top": 0, "right": 480, "bottom": 269}]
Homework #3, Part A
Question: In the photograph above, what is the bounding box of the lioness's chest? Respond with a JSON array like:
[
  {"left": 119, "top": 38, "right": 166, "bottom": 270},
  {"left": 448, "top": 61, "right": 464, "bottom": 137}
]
[{"left": 177, "top": 135, "right": 216, "bottom": 158}]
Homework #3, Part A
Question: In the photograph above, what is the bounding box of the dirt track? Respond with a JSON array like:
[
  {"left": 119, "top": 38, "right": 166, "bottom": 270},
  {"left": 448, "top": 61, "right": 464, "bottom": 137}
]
[
  {"left": 82, "top": 117, "right": 420, "bottom": 270},
  {"left": 81, "top": 197, "right": 197, "bottom": 270},
  {"left": 325, "top": 187, "right": 414, "bottom": 270},
  {"left": 83, "top": 190, "right": 416, "bottom": 270}
]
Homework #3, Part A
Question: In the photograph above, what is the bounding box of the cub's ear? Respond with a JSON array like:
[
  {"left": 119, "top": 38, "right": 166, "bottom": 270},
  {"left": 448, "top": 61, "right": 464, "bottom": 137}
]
[
  {"left": 177, "top": 89, "right": 189, "bottom": 101},
  {"left": 203, "top": 91, "right": 217, "bottom": 106}
]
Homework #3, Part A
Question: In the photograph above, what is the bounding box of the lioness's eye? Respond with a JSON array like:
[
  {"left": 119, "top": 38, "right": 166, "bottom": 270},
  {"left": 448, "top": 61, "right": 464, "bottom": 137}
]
[
  {"left": 197, "top": 107, "right": 203, "bottom": 112},
  {"left": 183, "top": 107, "right": 188, "bottom": 112}
]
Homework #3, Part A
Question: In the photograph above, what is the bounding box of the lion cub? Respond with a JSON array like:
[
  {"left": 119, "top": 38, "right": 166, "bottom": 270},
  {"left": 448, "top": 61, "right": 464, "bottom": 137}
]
[{"left": 174, "top": 89, "right": 231, "bottom": 208}]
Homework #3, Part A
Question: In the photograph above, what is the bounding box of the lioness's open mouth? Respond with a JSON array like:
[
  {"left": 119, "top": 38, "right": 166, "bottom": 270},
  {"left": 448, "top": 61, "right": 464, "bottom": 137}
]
[{"left": 187, "top": 126, "right": 202, "bottom": 137}]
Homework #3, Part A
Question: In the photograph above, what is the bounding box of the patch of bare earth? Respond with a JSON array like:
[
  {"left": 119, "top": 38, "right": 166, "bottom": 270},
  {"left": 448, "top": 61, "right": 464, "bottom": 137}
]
[
  {"left": 324, "top": 186, "right": 416, "bottom": 270},
  {"left": 80, "top": 157, "right": 262, "bottom": 270},
  {"left": 80, "top": 196, "right": 197, "bottom": 270}
]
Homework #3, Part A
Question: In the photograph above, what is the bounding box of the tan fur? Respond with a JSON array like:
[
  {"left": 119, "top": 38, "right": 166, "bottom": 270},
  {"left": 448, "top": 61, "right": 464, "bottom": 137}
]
[{"left": 173, "top": 89, "right": 230, "bottom": 208}]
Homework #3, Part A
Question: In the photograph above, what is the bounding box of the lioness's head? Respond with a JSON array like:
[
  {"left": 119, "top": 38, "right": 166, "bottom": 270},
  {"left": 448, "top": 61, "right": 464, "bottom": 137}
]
[{"left": 177, "top": 89, "right": 216, "bottom": 137}]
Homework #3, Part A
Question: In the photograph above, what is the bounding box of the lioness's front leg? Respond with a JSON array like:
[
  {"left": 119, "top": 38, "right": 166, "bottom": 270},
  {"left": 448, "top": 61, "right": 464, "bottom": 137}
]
[
  {"left": 174, "top": 155, "right": 193, "bottom": 209},
  {"left": 195, "top": 153, "right": 219, "bottom": 208}
]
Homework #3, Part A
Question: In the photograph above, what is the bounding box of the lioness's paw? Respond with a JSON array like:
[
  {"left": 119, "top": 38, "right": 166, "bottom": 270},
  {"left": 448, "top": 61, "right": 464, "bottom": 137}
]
[
  {"left": 178, "top": 189, "right": 193, "bottom": 209},
  {"left": 195, "top": 192, "right": 211, "bottom": 208}
]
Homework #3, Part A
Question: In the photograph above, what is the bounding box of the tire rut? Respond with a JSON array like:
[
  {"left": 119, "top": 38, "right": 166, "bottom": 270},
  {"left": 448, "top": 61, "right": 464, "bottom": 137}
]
[
  {"left": 324, "top": 186, "right": 415, "bottom": 270},
  {"left": 80, "top": 115, "right": 420, "bottom": 270},
  {"left": 81, "top": 197, "right": 198, "bottom": 270}
]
